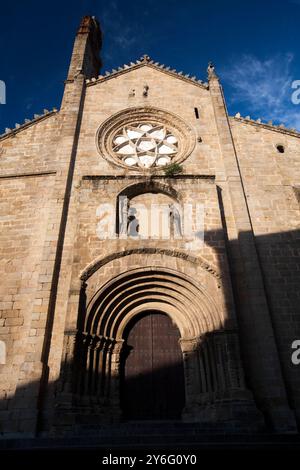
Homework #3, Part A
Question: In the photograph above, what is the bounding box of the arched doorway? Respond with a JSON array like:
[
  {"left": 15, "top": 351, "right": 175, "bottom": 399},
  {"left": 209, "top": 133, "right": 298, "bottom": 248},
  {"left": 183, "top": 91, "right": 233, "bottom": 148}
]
[
  {"left": 69, "top": 266, "right": 259, "bottom": 429},
  {"left": 121, "top": 310, "right": 185, "bottom": 420}
]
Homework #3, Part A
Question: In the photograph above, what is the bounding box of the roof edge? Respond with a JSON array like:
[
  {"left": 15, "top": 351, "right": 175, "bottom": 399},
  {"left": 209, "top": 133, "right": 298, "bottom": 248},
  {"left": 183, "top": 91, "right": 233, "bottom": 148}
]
[
  {"left": 86, "top": 55, "right": 208, "bottom": 90},
  {"left": 0, "top": 108, "right": 58, "bottom": 141},
  {"left": 231, "top": 114, "right": 300, "bottom": 138}
]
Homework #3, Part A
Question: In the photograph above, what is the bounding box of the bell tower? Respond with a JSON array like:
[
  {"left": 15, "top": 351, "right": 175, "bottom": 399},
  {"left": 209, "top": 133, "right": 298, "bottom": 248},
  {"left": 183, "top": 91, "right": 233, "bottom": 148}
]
[{"left": 66, "top": 15, "right": 102, "bottom": 81}]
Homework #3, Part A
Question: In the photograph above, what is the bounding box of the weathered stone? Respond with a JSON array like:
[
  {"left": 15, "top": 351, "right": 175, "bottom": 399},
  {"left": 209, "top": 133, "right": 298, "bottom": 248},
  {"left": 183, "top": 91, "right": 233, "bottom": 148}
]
[{"left": 0, "top": 14, "right": 299, "bottom": 441}]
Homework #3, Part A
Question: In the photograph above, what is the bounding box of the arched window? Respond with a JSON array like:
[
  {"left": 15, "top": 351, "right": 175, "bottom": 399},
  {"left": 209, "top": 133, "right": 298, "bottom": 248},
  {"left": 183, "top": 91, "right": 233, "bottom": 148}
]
[{"left": 116, "top": 182, "right": 182, "bottom": 240}]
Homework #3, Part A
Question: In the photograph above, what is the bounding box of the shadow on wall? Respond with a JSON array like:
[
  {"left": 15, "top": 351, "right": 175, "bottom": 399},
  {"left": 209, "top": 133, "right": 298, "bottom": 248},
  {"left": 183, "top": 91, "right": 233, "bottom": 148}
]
[
  {"left": 0, "top": 223, "right": 300, "bottom": 439},
  {"left": 0, "top": 333, "right": 262, "bottom": 439}
]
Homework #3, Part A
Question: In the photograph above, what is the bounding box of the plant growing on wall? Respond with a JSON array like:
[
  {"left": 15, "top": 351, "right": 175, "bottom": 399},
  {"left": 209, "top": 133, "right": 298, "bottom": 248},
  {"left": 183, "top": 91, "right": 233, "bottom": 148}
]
[{"left": 163, "top": 163, "right": 183, "bottom": 176}]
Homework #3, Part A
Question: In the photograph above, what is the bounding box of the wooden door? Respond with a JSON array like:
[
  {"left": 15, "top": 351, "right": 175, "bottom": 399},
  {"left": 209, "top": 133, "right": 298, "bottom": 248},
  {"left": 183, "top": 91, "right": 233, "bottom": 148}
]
[{"left": 121, "top": 311, "right": 185, "bottom": 420}]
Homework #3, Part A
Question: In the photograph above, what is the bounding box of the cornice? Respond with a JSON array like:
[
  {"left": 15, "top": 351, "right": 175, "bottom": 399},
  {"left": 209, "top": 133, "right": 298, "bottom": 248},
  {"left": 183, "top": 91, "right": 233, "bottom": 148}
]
[
  {"left": 0, "top": 108, "right": 58, "bottom": 141},
  {"left": 231, "top": 113, "right": 300, "bottom": 138},
  {"left": 86, "top": 54, "right": 208, "bottom": 90}
]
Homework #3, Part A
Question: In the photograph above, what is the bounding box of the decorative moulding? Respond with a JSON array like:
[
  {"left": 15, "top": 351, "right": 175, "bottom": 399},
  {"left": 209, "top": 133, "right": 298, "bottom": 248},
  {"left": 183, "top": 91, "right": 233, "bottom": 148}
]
[
  {"left": 86, "top": 55, "right": 208, "bottom": 90},
  {"left": 96, "top": 106, "right": 196, "bottom": 173},
  {"left": 232, "top": 113, "right": 300, "bottom": 138},
  {"left": 0, "top": 108, "right": 58, "bottom": 141}
]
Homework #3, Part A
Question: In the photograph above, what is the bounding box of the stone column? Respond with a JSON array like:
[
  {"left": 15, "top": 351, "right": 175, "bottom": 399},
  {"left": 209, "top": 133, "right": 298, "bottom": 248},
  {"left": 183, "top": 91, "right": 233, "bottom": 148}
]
[
  {"left": 180, "top": 337, "right": 202, "bottom": 421},
  {"left": 109, "top": 340, "right": 124, "bottom": 422}
]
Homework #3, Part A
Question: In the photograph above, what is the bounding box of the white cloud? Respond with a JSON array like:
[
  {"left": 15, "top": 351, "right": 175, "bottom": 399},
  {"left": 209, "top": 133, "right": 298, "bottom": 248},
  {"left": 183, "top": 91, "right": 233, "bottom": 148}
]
[{"left": 221, "top": 54, "right": 300, "bottom": 130}]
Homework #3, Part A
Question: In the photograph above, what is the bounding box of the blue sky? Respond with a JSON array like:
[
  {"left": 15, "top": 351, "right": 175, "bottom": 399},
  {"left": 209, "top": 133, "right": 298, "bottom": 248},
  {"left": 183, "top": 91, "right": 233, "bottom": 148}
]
[{"left": 0, "top": 0, "right": 300, "bottom": 132}]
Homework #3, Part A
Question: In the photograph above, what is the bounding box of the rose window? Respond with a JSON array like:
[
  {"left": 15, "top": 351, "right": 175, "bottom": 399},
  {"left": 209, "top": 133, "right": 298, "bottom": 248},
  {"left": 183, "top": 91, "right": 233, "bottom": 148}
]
[
  {"left": 97, "top": 107, "right": 196, "bottom": 171},
  {"left": 112, "top": 123, "right": 178, "bottom": 168}
]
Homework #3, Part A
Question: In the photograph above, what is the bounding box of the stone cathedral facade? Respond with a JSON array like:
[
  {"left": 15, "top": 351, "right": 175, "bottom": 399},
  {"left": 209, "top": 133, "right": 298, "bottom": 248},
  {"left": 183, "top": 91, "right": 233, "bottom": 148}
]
[{"left": 0, "top": 16, "right": 300, "bottom": 439}]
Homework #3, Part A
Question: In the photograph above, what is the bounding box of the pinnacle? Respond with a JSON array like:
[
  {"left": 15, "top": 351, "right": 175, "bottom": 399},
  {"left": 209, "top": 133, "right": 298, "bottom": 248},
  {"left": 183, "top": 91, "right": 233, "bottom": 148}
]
[{"left": 140, "top": 54, "right": 151, "bottom": 62}]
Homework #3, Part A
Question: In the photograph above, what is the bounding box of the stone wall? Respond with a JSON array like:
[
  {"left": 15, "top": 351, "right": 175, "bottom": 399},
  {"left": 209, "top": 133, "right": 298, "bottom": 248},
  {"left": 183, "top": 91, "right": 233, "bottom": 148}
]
[
  {"left": 0, "top": 15, "right": 299, "bottom": 438},
  {"left": 231, "top": 118, "right": 300, "bottom": 422}
]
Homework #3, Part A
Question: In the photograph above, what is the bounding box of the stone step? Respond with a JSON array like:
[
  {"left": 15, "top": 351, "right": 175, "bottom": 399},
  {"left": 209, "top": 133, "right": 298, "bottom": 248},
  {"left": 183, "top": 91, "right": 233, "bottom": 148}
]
[{"left": 1, "top": 427, "right": 299, "bottom": 450}]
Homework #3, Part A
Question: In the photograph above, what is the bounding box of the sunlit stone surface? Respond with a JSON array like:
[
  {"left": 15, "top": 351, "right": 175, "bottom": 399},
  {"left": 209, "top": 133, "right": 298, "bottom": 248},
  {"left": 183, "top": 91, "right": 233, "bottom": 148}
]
[{"left": 113, "top": 123, "right": 178, "bottom": 168}]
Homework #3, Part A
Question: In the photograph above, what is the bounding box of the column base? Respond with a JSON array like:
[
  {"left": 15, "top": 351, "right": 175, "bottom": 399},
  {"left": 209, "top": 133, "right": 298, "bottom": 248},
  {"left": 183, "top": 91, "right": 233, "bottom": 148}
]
[
  {"left": 263, "top": 404, "right": 297, "bottom": 434},
  {"left": 182, "top": 398, "right": 265, "bottom": 433}
]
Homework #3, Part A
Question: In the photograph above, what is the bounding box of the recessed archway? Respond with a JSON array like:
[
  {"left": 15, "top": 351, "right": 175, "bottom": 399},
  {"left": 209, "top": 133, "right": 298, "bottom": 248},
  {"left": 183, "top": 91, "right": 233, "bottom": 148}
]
[
  {"left": 85, "top": 267, "right": 223, "bottom": 338},
  {"left": 73, "top": 265, "right": 250, "bottom": 425},
  {"left": 121, "top": 309, "right": 185, "bottom": 420}
]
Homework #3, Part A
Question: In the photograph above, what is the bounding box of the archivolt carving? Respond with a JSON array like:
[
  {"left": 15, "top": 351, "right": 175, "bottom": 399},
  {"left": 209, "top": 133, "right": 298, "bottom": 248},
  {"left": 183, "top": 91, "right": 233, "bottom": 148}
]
[
  {"left": 79, "top": 248, "right": 221, "bottom": 282},
  {"left": 73, "top": 269, "right": 249, "bottom": 418},
  {"left": 84, "top": 267, "right": 223, "bottom": 339},
  {"left": 117, "top": 180, "right": 180, "bottom": 201}
]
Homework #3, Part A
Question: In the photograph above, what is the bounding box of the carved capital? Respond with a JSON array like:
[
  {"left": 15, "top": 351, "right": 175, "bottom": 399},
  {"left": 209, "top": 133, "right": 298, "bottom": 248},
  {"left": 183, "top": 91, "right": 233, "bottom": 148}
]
[{"left": 180, "top": 337, "right": 202, "bottom": 353}]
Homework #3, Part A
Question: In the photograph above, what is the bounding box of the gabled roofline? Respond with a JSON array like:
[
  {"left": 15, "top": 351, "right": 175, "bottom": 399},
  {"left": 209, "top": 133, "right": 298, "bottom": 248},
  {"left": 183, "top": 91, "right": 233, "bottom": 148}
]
[
  {"left": 86, "top": 54, "right": 208, "bottom": 90},
  {"left": 0, "top": 108, "right": 58, "bottom": 141},
  {"left": 231, "top": 113, "right": 300, "bottom": 138}
]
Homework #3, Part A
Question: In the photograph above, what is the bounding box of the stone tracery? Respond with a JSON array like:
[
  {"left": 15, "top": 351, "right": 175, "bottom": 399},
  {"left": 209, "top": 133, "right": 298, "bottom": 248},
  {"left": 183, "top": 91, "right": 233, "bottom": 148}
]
[
  {"left": 112, "top": 123, "right": 178, "bottom": 168},
  {"left": 97, "top": 107, "right": 196, "bottom": 171}
]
